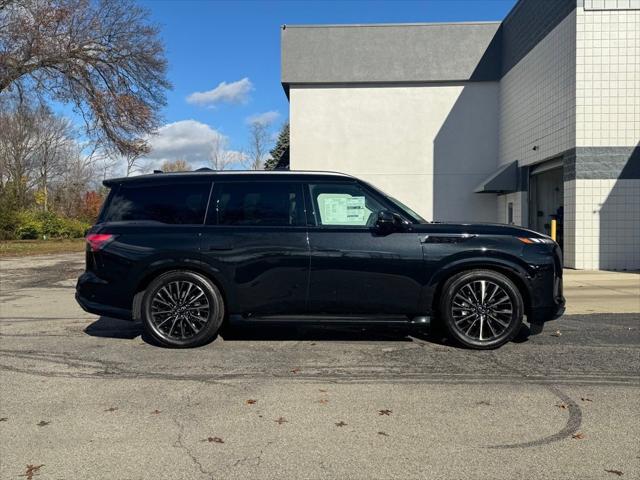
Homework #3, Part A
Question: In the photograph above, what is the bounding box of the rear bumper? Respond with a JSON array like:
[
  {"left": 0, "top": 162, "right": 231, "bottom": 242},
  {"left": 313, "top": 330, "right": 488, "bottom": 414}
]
[
  {"left": 76, "top": 292, "right": 132, "bottom": 320},
  {"left": 76, "top": 271, "right": 132, "bottom": 320}
]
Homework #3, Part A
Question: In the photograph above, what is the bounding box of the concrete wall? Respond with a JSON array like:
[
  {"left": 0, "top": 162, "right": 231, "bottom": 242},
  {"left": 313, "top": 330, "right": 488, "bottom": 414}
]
[
  {"left": 567, "top": 4, "right": 640, "bottom": 270},
  {"left": 497, "top": 192, "right": 525, "bottom": 225},
  {"left": 281, "top": 23, "right": 501, "bottom": 84},
  {"left": 289, "top": 83, "right": 499, "bottom": 222},
  {"left": 498, "top": 11, "right": 577, "bottom": 169},
  {"left": 575, "top": 7, "right": 639, "bottom": 148}
]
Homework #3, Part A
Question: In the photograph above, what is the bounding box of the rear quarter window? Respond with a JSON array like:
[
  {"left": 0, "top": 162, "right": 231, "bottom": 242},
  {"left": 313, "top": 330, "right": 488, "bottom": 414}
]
[{"left": 103, "top": 182, "right": 211, "bottom": 224}]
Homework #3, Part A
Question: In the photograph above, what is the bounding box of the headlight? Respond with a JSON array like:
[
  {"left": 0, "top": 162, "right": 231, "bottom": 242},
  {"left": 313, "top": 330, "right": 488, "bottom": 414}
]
[{"left": 517, "top": 237, "right": 555, "bottom": 245}]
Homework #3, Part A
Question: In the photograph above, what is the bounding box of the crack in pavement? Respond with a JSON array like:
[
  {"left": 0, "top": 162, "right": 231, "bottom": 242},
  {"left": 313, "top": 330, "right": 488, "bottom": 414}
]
[
  {"left": 232, "top": 440, "right": 274, "bottom": 469},
  {"left": 172, "top": 413, "right": 216, "bottom": 480}
]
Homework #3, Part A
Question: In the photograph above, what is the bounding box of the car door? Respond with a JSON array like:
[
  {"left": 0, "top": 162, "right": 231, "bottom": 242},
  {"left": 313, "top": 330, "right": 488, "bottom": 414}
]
[
  {"left": 305, "top": 180, "right": 424, "bottom": 315},
  {"left": 200, "top": 180, "right": 309, "bottom": 315}
]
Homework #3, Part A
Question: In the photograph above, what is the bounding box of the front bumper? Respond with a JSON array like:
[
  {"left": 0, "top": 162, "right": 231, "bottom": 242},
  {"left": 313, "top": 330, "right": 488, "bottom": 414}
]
[{"left": 529, "top": 296, "right": 565, "bottom": 324}]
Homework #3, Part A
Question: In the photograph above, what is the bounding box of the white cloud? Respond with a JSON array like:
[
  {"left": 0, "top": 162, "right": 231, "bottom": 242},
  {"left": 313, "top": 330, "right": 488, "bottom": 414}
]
[
  {"left": 186, "top": 77, "right": 253, "bottom": 106},
  {"left": 144, "top": 120, "right": 239, "bottom": 170},
  {"left": 245, "top": 110, "right": 280, "bottom": 126}
]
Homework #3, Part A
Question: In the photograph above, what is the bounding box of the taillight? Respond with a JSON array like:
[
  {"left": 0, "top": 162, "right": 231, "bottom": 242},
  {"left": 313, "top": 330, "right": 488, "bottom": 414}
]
[{"left": 86, "top": 233, "right": 116, "bottom": 252}]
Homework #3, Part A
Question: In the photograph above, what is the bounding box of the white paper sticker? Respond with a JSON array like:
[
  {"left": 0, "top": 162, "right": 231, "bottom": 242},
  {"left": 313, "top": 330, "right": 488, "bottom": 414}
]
[{"left": 320, "top": 195, "right": 367, "bottom": 225}]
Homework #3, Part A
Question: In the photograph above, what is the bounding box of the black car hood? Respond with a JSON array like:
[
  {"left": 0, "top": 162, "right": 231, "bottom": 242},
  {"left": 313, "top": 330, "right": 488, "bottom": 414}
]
[{"left": 410, "top": 222, "right": 547, "bottom": 238}]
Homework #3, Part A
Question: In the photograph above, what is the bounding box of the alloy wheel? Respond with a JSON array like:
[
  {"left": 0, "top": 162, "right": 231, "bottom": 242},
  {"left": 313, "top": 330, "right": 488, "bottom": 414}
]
[
  {"left": 450, "top": 279, "right": 514, "bottom": 342},
  {"left": 149, "top": 281, "right": 211, "bottom": 341}
]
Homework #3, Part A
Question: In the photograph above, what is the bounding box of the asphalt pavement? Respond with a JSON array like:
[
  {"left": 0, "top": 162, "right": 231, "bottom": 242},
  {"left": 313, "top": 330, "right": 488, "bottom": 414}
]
[{"left": 0, "top": 253, "right": 638, "bottom": 480}]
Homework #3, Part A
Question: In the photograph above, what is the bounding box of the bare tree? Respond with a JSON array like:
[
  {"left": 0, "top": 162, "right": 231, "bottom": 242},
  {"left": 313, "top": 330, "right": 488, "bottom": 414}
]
[
  {"left": 160, "top": 158, "right": 190, "bottom": 172},
  {"left": 124, "top": 140, "right": 150, "bottom": 176},
  {"left": 209, "top": 135, "right": 235, "bottom": 171},
  {"left": 244, "top": 121, "right": 270, "bottom": 170},
  {"left": 0, "top": 0, "right": 171, "bottom": 157},
  {"left": 0, "top": 102, "right": 40, "bottom": 208},
  {"left": 87, "top": 146, "right": 119, "bottom": 185},
  {"left": 33, "top": 108, "right": 73, "bottom": 211},
  {"left": 55, "top": 148, "right": 94, "bottom": 216}
]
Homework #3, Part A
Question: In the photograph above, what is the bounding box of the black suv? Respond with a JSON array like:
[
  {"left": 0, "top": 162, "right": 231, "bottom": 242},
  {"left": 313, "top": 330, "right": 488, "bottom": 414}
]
[{"left": 76, "top": 170, "right": 564, "bottom": 349}]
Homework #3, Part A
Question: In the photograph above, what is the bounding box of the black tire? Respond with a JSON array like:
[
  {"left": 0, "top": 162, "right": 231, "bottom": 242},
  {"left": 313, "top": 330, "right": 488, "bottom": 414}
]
[
  {"left": 141, "top": 270, "right": 225, "bottom": 348},
  {"left": 439, "top": 269, "right": 523, "bottom": 349}
]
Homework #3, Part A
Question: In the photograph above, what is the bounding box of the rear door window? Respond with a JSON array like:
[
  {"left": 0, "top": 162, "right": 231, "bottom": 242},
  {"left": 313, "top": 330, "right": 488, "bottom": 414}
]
[
  {"left": 103, "top": 182, "right": 211, "bottom": 224},
  {"left": 209, "top": 181, "right": 304, "bottom": 226}
]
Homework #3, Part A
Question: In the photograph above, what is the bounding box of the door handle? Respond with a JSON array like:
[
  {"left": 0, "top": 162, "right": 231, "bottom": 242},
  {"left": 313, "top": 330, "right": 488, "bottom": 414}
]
[{"left": 207, "top": 246, "right": 234, "bottom": 251}]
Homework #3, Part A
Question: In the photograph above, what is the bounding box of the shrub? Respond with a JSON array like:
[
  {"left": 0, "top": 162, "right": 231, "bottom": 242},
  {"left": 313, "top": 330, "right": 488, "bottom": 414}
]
[
  {"left": 0, "top": 207, "right": 19, "bottom": 240},
  {"left": 16, "top": 220, "right": 41, "bottom": 239},
  {"left": 13, "top": 210, "right": 90, "bottom": 240}
]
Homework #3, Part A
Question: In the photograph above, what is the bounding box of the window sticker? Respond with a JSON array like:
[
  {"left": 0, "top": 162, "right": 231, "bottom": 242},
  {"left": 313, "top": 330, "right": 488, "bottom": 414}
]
[{"left": 318, "top": 194, "right": 368, "bottom": 225}]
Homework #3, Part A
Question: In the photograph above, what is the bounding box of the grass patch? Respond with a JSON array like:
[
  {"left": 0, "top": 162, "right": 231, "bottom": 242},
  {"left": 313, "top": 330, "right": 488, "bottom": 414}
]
[{"left": 0, "top": 238, "right": 86, "bottom": 257}]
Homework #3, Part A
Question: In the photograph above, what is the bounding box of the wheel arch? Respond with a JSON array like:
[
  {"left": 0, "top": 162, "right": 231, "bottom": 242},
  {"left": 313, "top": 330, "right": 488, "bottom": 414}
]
[
  {"left": 131, "top": 260, "right": 234, "bottom": 321},
  {"left": 426, "top": 258, "right": 533, "bottom": 319}
]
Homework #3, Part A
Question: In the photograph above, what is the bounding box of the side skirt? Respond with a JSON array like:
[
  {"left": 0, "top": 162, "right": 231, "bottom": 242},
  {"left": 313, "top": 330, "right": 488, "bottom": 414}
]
[{"left": 230, "top": 314, "right": 430, "bottom": 326}]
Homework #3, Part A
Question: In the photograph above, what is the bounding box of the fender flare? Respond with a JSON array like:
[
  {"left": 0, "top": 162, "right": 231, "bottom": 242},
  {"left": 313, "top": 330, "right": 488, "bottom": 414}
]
[
  {"left": 131, "top": 258, "right": 236, "bottom": 320},
  {"left": 420, "top": 254, "right": 534, "bottom": 314}
]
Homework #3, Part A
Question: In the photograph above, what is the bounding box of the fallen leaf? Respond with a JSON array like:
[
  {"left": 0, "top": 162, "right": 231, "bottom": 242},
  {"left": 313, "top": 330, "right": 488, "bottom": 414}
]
[
  {"left": 318, "top": 399, "right": 329, "bottom": 405},
  {"left": 318, "top": 389, "right": 328, "bottom": 393},
  {"left": 104, "top": 407, "right": 118, "bottom": 412},
  {"left": 245, "top": 399, "right": 257, "bottom": 405},
  {"left": 476, "top": 401, "right": 491, "bottom": 406},
  {"left": 378, "top": 409, "right": 392, "bottom": 416},
  {"left": 551, "top": 330, "right": 562, "bottom": 337},
  {"left": 604, "top": 470, "right": 623, "bottom": 476},
  {"left": 581, "top": 397, "right": 592, "bottom": 402},
  {"left": 36, "top": 421, "right": 49, "bottom": 427},
  {"left": 555, "top": 403, "right": 568, "bottom": 409},
  {"left": 0, "top": 417, "right": 7, "bottom": 422},
  {"left": 151, "top": 409, "right": 161, "bottom": 415},
  {"left": 19, "top": 464, "right": 44, "bottom": 479},
  {"left": 572, "top": 432, "right": 585, "bottom": 440},
  {"left": 290, "top": 368, "right": 301, "bottom": 374},
  {"left": 275, "top": 417, "right": 287, "bottom": 425},
  {"left": 335, "top": 421, "right": 347, "bottom": 427},
  {"left": 202, "top": 436, "right": 224, "bottom": 444},
  {"left": 377, "top": 431, "right": 389, "bottom": 436}
]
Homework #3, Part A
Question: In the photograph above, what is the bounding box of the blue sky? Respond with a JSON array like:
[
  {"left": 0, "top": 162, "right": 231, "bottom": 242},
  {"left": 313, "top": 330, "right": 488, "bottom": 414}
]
[{"left": 133, "top": 0, "right": 517, "bottom": 170}]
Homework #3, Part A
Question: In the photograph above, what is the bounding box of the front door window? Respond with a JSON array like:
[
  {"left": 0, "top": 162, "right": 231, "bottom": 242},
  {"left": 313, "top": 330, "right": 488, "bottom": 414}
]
[{"left": 308, "top": 183, "right": 386, "bottom": 228}]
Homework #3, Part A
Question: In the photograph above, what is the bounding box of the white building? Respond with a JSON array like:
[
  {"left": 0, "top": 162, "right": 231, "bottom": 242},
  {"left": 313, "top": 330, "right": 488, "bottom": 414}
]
[{"left": 281, "top": 0, "right": 640, "bottom": 270}]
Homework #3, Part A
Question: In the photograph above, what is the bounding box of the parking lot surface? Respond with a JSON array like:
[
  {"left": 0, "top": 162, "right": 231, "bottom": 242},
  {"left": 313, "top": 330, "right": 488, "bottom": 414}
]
[{"left": 1, "top": 254, "right": 639, "bottom": 479}]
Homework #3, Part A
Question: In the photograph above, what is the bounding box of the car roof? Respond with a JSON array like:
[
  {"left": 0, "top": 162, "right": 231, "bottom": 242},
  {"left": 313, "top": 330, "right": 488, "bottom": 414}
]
[{"left": 103, "top": 169, "right": 355, "bottom": 187}]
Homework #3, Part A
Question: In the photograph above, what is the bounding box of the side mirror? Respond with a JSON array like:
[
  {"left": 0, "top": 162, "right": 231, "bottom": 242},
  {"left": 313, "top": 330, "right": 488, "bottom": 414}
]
[{"left": 375, "top": 210, "right": 403, "bottom": 232}]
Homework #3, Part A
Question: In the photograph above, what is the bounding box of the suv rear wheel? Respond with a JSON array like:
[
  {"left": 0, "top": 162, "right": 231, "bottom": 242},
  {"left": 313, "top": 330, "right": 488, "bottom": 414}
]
[
  {"left": 142, "top": 271, "right": 224, "bottom": 348},
  {"left": 439, "top": 269, "right": 523, "bottom": 349}
]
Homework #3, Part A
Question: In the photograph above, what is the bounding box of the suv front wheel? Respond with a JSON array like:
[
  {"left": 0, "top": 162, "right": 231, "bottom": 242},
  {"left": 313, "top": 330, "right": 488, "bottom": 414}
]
[
  {"left": 142, "top": 270, "right": 225, "bottom": 348},
  {"left": 439, "top": 269, "right": 524, "bottom": 349}
]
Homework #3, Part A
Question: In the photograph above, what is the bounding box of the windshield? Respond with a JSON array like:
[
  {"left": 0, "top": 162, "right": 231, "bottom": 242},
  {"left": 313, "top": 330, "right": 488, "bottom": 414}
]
[
  {"left": 361, "top": 181, "right": 428, "bottom": 223},
  {"left": 386, "top": 194, "right": 428, "bottom": 223}
]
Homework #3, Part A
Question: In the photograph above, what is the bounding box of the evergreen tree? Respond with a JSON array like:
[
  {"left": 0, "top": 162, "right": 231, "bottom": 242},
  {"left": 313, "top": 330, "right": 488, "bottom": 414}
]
[{"left": 265, "top": 122, "right": 290, "bottom": 170}]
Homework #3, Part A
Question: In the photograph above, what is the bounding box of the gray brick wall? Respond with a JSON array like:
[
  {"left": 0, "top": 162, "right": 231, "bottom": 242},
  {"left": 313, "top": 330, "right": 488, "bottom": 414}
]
[{"left": 501, "top": 0, "right": 577, "bottom": 76}]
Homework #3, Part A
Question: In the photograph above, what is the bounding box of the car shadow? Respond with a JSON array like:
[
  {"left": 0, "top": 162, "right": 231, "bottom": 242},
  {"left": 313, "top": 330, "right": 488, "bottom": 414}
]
[
  {"left": 83, "top": 316, "right": 452, "bottom": 345},
  {"left": 83, "top": 316, "right": 533, "bottom": 347},
  {"left": 221, "top": 322, "right": 418, "bottom": 342},
  {"left": 84, "top": 316, "right": 143, "bottom": 340}
]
